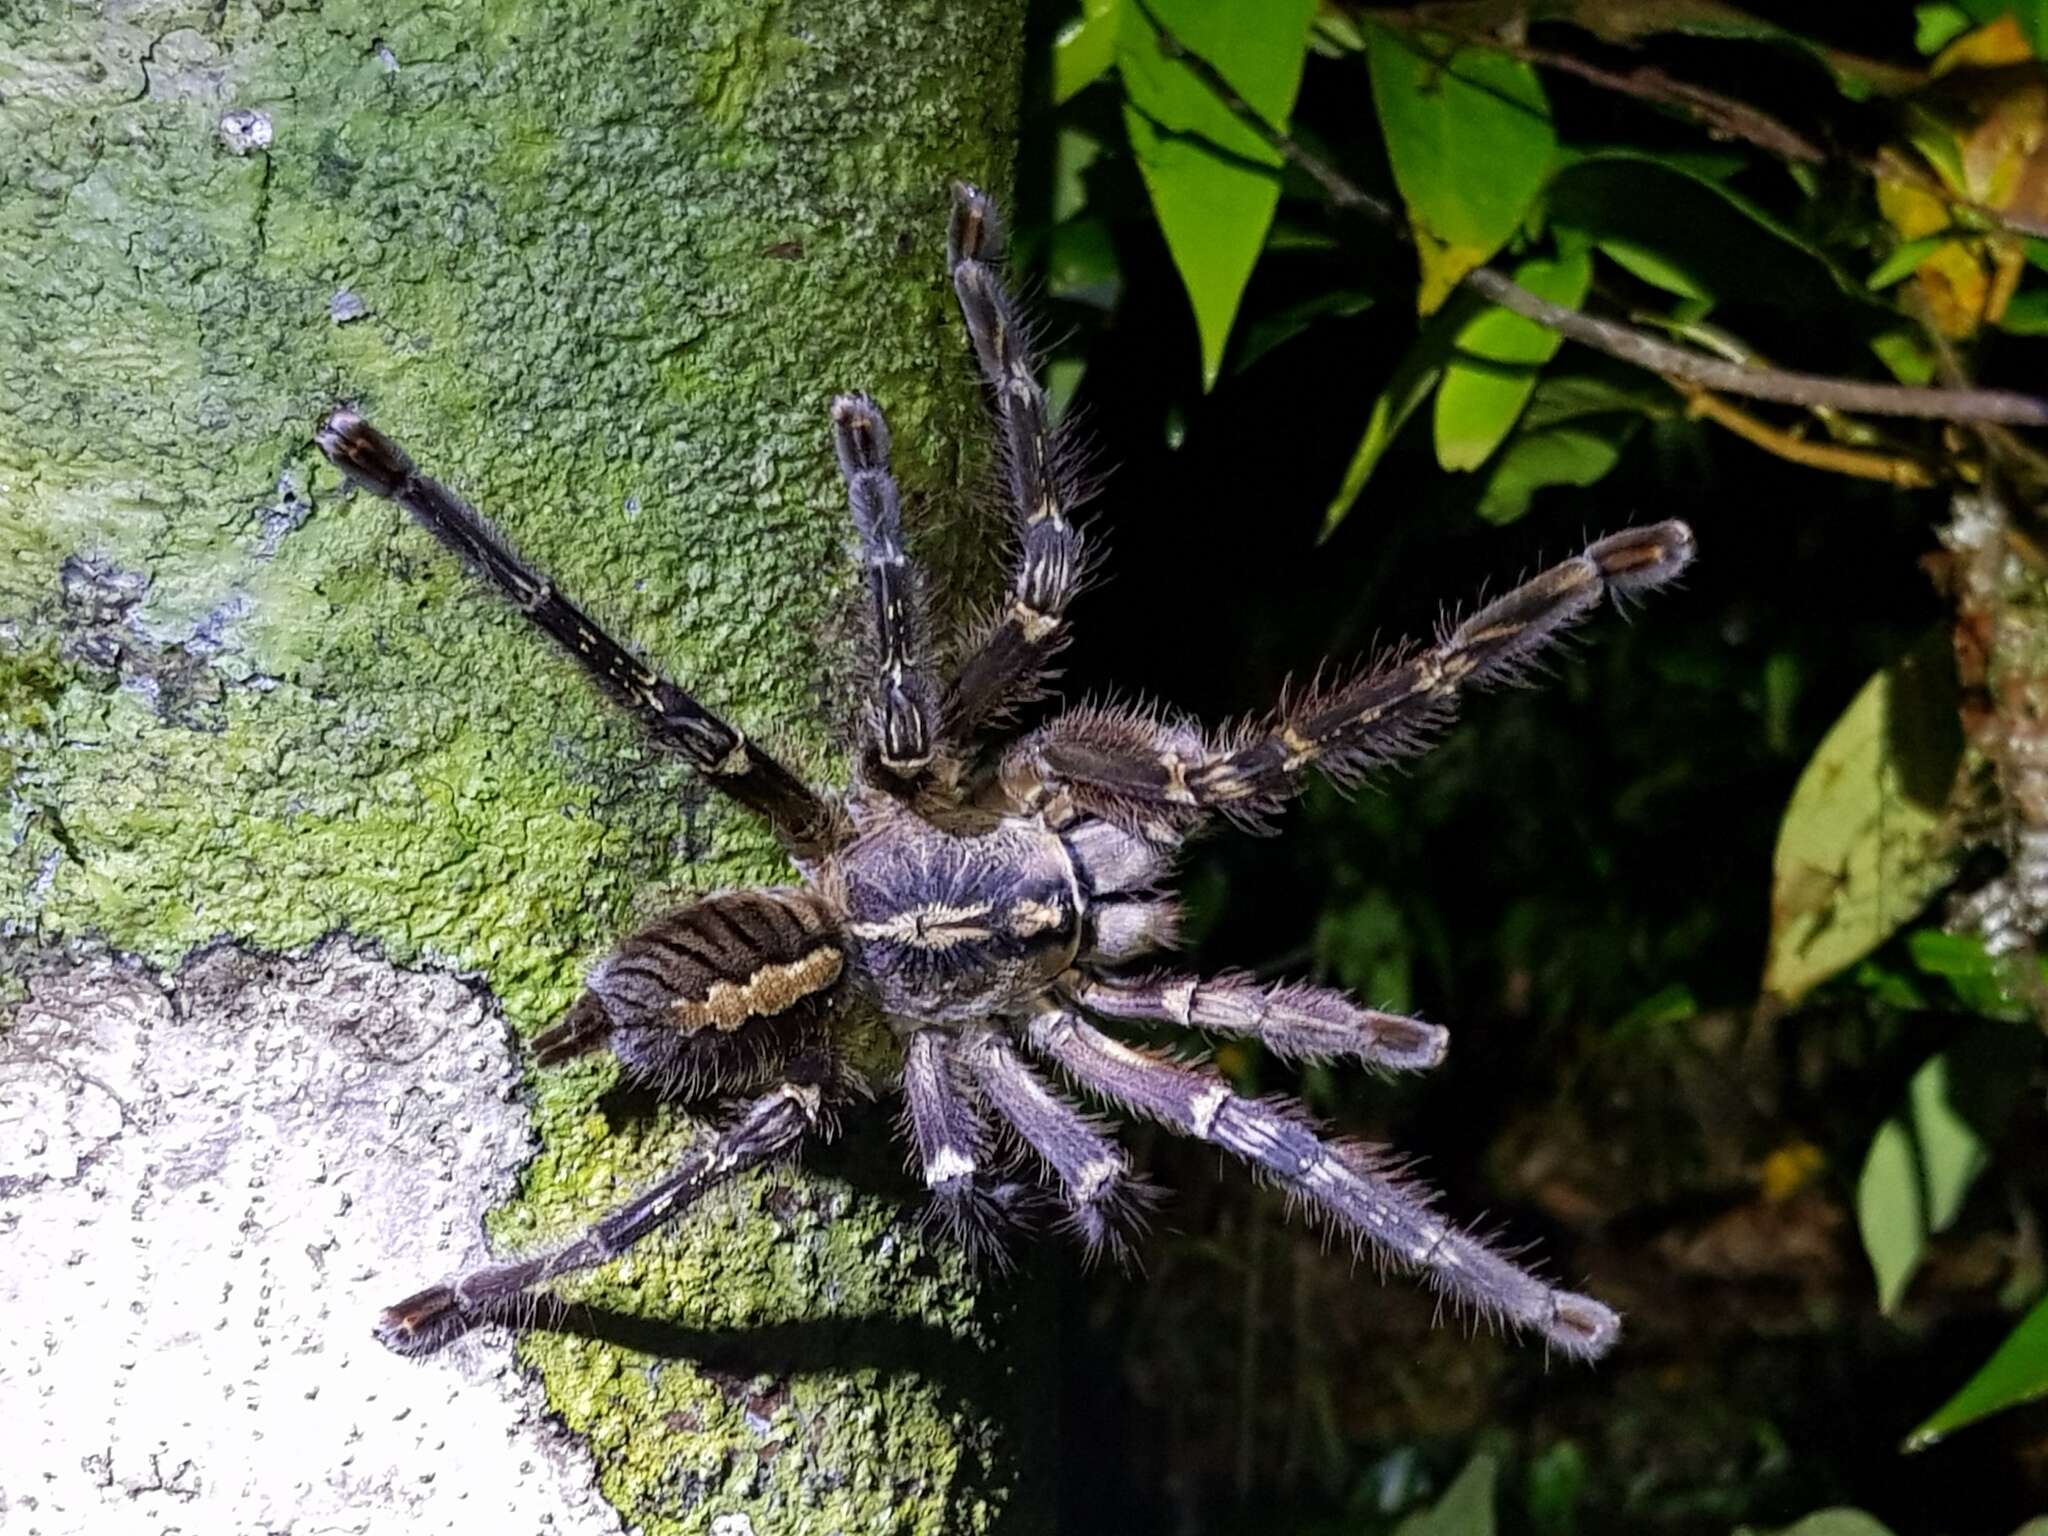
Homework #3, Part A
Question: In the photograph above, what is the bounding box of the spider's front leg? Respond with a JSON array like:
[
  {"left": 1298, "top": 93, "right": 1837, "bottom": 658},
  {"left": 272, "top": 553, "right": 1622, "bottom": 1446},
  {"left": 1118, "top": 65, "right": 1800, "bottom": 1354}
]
[
  {"left": 317, "top": 412, "right": 844, "bottom": 858},
  {"left": 831, "top": 394, "right": 943, "bottom": 782},
  {"left": 378, "top": 1081, "right": 823, "bottom": 1356},
  {"left": 1002, "top": 522, "right": 1695, "bottom": 835},
  {"left": 1066, "top": 970, "right": 1448, "bottom": 1074},
  {"left": 941, "top": 182, "right": 1091, "bottom": 738},
  {"left": 1024, "top": 1007, "right": 1620, "bottom": 1359}
]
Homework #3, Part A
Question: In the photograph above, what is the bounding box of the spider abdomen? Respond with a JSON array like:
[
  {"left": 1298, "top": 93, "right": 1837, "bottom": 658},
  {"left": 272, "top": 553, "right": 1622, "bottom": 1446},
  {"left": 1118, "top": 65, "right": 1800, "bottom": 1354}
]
[{"left": 535, "top": 888, "right": 845, "bottom": 1096}]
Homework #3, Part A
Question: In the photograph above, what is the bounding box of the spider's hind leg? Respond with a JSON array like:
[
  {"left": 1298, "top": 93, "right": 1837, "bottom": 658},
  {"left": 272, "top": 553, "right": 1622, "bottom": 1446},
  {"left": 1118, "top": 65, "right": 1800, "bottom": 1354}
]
[{"left": 375, "top": 1080, "right": 825, "bottom": 1356}]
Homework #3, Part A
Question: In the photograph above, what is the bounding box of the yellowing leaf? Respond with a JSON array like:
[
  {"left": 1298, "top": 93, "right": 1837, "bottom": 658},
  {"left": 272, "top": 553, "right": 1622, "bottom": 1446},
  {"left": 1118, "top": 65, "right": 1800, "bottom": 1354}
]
[
  {"left": 1118, "top": 0, "right": 1317, "bottom": 388},
  {"left": 1364, "top": 24, "right": 1555, "bottom": 311},
  {"left": 1763, "top": 629, "right": 1963, "bottom": 1003}
]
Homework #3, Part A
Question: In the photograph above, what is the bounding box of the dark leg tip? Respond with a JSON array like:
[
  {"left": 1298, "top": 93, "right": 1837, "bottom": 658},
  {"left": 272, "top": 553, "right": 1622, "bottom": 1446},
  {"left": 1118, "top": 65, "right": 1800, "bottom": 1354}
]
[
  {"left": 316, "top": 409, "right": 413, "bottom": 499},
  {"left": 374, "top": 1284, "right": 477, "bottom": 1357},
  {"left": 947, "top": 180, "right": 1001, "bottom": 269}
]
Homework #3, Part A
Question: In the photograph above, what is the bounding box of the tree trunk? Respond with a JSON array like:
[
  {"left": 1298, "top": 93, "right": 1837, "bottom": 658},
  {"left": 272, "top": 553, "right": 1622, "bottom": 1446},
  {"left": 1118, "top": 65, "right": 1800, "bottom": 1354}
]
[{"left": 0, "top": 4, "right": 1039, "bottom": 1532}]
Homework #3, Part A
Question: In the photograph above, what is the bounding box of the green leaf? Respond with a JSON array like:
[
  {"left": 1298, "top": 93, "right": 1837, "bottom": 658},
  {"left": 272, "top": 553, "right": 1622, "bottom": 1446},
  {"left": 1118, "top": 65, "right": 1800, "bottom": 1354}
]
[
  {"left": 1118, "top": 0, "right": 1317, "bottom": 388},
  {"left": 1759, "top": 1514, "right": 1898, "bottom": 1536},
  {"left": 1762, "top": 628, "right": 1963, "bottom": 1003},
  {"left": 1435, "top": 250, "right": 1592, "bottom": 472},
  {"left": 1907, "top": 929, "right": 2028, "bottom": 1019},
  {"left": 1857, "top": 1045, "right": 2004, "bottom": 1315},
  {"left": 1915, "top": 3, "right": 1976, "bottom": 54},
  {"left": 1364, "top": 24, "right": 1556, "bottom": 311},
  {"left": 1394, "top": 1452, "right": 1496, "bottom": 1536},
  {"left": 1474, "top": 422, "right": 1633, "bottom": 525},
  {"left": 1551, "top": 152, "right": 1866, "bottom": 318},
  {"left": 1907, "top": 1293, "right": 2048, "bottom": 1449},
  {"left": 1053, "top": 0, "right": 1122, "bottom": 104},
  {"left": 1997, "top": 288, "right": 2048, "bottom": 335},
  {"left": 1871, "top": 327, "right": 1939, "bottom": 384},
  {"left": 1912, "top": 1052, "right": 1988, "bottom": 1232},
  {"left": 1046, "top": 217, "right": 1123, "bottom": 309},
  {"left": 1321, "top": 296, "right": 1474, "bottom": 535},
  {"left": 1858, "top": 1117, "right": 1924, "bottom": 1315},
  {"left": 1869, "top": 233, "right": 1959, "bottom": 290},
  {"left": 1235, "top": 288, "right": 1374, "bottom": 373},
  {"left": 1524, "top": 1441, "right": 1585, "bottom": 1536}
]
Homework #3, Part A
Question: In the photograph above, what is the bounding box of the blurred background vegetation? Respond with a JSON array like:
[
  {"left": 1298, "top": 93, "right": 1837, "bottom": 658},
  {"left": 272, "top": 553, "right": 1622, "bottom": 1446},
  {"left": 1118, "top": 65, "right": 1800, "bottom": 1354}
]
[{"left": 997, "top": 3, "right": 2048, "bottom": 1532}]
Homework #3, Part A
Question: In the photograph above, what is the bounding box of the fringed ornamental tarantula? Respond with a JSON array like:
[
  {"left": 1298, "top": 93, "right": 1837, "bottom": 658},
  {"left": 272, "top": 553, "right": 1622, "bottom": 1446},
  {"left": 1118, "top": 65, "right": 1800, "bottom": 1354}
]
[{"left": 318, "top": 182, "right": 1693, "bottom": 1363}]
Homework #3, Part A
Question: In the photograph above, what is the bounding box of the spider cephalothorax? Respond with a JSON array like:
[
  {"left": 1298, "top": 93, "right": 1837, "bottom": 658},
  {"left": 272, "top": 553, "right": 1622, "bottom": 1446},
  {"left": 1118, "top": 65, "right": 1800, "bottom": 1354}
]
[{"left": 317, "top": 182, "right": 1693, "bottom": 1363}]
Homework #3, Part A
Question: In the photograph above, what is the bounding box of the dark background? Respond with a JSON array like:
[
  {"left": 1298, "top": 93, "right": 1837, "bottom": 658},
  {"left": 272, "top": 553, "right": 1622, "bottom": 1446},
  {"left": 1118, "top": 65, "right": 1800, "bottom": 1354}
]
[{"left": 986, "top": 4, "right": 2048, "bottom": 1532}]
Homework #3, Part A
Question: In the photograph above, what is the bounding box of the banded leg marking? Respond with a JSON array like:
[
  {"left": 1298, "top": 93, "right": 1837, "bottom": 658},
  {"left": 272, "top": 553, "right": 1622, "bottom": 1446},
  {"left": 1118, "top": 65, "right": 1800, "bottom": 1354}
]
[
  {"left": 942, "top": 182, "right": 1089, "bottom": 735},
  {"left": 374, "top": 1083, "right": 820, "bottom": 1356},
  {"left": 965, "top": 1028, "right": 1143, "bottom": 1254},
  {"left": 1005, "top": 523, "right": 1695, "bottom": 835},
  {"left": 1024, "top": 1008, "right": 1620, "bottom": 1359},
  {"left": 317, "top": 411, "right": 842, "bottom": 857},
  {"left": 1069, "top": 971, "right": 1449, "bottom": 1072},
  {"left": 831, "top": 394, "right": 941, "bottom": 778}
]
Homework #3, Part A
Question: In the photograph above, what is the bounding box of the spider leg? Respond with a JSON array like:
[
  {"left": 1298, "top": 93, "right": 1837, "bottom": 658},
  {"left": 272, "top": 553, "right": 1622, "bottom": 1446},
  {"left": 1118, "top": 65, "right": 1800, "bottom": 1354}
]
[
  {"left": 941, "top": 182, "right": 1089, "bottom": 738},
  {"left": 1024, "top": 1006, "right": 1620, "bottom": 1359},
  {"left": 1065, "top": 970, "right": 1448, "bottom": 1073},
  {"left": 374, "top": 1081, "right": 823, "bottom": 1356},
  {"left": 900, "top": 1027, "right": 1028, "bottom": 1259},
  {"left": 963, "top": 1026, "right": 1148, "bottom": 1256},
  {"left": 1001, "top": 523, "right": 1695, "bottom": 837},
  {"left": 831, "top": 394, "right": 943, "bottom": 781},
  {"left": 317, "top": 412, "right": 844, "bottom": 859}
]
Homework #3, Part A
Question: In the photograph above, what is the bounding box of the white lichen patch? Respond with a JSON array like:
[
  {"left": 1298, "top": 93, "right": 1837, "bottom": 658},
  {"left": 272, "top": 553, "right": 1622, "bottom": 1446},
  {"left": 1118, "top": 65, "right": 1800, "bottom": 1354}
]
[{"left": 0, "top": 941, "right": 622, "bottom": 1536}]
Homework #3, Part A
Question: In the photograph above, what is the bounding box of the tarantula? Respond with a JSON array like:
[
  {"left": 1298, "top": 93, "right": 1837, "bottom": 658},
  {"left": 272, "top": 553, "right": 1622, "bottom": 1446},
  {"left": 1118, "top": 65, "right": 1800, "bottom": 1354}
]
[{"left": 317, "top": 182, "right": 1693, "bottom": 1363}]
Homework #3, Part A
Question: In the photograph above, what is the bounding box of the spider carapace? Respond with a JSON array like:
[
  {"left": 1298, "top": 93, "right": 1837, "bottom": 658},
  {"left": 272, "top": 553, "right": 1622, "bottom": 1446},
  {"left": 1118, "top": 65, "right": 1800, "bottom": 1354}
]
[{"left": 317, "top": 182, "right": 1693, "bottom": 1364}]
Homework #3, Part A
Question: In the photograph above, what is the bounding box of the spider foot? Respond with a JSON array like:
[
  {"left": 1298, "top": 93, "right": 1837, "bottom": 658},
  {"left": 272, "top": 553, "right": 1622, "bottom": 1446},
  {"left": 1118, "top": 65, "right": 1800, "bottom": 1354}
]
[{"left": 374, "top": 1284, "right": 479, "bottom": 1357}]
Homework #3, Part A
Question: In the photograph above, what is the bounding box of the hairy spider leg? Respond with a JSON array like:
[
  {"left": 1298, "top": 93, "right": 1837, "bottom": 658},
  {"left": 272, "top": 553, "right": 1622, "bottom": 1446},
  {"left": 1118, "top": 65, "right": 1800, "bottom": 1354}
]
[
  {"left": 831, "top": 395, "right": 943, "bottom": 780},
  {"left": 375, "top": 1082, "right": 821, "bottom": 1357},
  {"left": 900, "top": 1028, "right": 1031, "bottom": 1260},
  {"left": 316, "top": 412, "right": 844, "bottom": 858},
  {"left": 1065, "top": 970, "right": 1448, "bottom": 1073},
  {"left": 1025, "top": 1008, "right": 1620, "bottom": 1359},
  {"left": 965, "top": 1027, "right": 1150, "bottom": 1257},
  {"left": 942, "top": 181, "right": 1091, "bottom": 738},
  {"left": 1004, "top": 522, "right": 1695, "bottom": 836}
]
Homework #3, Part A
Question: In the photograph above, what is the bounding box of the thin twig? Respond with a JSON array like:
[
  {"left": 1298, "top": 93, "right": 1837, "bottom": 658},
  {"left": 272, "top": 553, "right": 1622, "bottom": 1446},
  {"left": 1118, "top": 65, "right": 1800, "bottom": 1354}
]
[
  {"left": 1134, "top": 5, "right": 2048, "bottom": 429},
  {"left": 1675, "top": 385, "right": 1943, "bottom": 487}
]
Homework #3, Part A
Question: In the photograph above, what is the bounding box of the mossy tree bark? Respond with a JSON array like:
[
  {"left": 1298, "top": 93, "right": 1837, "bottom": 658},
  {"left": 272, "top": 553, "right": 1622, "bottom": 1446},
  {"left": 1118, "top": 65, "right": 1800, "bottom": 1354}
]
[{"left": 0, "top": 3, "right": 1038, "bottom": 1532}]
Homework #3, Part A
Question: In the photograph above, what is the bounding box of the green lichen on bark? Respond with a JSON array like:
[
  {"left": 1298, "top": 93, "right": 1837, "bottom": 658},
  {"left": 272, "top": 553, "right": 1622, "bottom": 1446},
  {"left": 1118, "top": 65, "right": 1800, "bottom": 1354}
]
[{"left": 1, "top": 1, "right": 1036, "bottom": 1530}]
